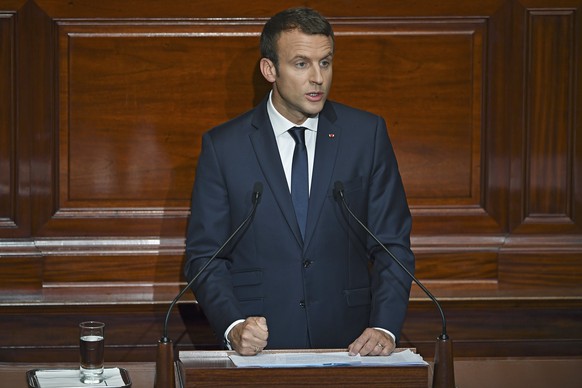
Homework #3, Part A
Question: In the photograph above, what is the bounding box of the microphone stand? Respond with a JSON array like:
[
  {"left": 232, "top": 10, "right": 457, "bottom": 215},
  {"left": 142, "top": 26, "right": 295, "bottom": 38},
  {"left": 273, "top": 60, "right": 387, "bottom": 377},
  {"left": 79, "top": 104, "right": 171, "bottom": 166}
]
[
  {"left": 334, "top": 182, "right": 455, "bottom": 388},
  {"left": 154, "top": 184, "right": 263, "bottom": 388}
]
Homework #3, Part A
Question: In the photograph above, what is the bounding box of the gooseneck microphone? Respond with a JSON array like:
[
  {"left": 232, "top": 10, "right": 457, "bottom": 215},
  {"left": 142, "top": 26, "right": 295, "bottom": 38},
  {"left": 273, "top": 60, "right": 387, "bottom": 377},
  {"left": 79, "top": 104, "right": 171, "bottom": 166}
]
[
  {"left": 333, "top": 181, "right": 455, "bottom": 388},
  {"left": 333, "top": 181, "right": 447, "bottom": 338},
  {"left": 154, "top": 182, "right": 263, "bottom": 388}
]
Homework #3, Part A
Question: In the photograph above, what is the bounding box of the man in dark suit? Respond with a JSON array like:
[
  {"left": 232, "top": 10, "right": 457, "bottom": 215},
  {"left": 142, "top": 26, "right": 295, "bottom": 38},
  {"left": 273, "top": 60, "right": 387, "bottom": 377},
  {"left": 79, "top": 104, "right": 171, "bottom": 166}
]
[{"left": 184, "top": 7, "right": 414, "bottom": 357}]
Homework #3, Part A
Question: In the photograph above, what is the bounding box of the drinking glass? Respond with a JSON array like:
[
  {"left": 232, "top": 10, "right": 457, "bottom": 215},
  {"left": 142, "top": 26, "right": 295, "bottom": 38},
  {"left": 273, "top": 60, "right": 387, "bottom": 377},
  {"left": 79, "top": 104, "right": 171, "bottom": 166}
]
[{"left": 79, "top": 321, "right": 105, "bottom": 384}]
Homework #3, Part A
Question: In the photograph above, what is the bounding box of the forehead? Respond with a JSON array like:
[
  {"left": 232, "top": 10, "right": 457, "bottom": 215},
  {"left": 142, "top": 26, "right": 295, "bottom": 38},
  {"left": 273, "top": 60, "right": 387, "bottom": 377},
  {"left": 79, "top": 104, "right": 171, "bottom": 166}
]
[{"left": 276, "top": 29, "right": 334, "bottom": 58}]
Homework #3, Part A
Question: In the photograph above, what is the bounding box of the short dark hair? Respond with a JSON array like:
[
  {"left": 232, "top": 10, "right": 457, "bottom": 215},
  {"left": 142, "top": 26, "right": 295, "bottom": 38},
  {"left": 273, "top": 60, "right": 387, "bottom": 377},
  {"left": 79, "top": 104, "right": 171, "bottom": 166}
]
[{"left": 260, "top": 7, "right": 335, "bottom": 69}]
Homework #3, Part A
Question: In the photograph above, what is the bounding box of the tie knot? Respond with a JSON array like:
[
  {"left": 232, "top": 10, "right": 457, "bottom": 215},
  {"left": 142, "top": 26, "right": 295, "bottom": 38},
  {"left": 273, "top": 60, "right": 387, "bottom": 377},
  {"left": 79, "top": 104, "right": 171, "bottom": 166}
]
[{"left": 289, "top": 127, "right": 307, "bottom": 146}]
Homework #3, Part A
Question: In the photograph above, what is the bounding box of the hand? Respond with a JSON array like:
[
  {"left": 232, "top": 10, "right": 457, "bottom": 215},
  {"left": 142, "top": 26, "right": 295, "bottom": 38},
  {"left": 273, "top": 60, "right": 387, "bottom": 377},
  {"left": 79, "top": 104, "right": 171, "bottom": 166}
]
[
  {"left": 348, "top": 328, "right": 395, "bottom": 356},
  {"left": 228, "top": 316, "right": 269, "bottom": 356}
]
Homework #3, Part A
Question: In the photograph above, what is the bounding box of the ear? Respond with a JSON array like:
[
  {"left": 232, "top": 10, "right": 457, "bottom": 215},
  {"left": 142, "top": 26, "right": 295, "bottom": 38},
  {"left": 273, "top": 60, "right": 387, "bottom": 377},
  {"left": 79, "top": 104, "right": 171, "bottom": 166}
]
[{"left": 260, "top": 58, "right": 277, "bottom": 83}]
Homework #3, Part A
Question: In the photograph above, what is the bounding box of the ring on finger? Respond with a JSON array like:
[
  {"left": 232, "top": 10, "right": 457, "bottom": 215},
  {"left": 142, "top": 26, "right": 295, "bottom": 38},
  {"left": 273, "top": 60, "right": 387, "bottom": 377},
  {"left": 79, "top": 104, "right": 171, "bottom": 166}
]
[{"left": 376, "top": 342, "right": 384, "bottom": 349}]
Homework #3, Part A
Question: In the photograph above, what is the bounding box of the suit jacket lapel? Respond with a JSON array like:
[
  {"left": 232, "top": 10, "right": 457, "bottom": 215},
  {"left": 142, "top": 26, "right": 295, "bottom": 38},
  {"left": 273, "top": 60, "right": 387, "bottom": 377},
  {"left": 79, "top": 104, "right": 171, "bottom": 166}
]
[
  {"left": 249, "top": 100, "right": 304, "bottom": 245},
  {"left": 304, "top": 103, "right": 340, "bottom": 249}
]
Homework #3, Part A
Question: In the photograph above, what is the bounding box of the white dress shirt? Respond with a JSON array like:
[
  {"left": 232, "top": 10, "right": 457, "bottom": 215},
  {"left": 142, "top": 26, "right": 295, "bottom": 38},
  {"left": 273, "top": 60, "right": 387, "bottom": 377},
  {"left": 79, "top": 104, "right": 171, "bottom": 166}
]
[{"left": 266, "top": 92, "right": 318, "bottom": 192}]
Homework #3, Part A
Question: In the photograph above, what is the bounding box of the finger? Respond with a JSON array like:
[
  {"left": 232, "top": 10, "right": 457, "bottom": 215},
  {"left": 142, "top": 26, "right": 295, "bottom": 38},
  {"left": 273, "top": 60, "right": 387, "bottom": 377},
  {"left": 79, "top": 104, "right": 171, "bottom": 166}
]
[
  {"left": 251, "top": 317, "right": 269, "bottom": 341},
  {"left": 238, "top": 339, "right": 266, "bottom": 356},
  {"left": 359, "top": 337, "right": 381, "bottom": 356},
  {"left": 256, "top": 316, "right": 269, "bottom": 332},
  {"left": 246, "top": 317, "right": 269, "bottom": 348},
  {"left": 245, "top": 323, "right": 268, "bottom": 346},
  {"left": 347, "top": 336, "right": 366, "bottom": 356},
  {"left": 237, "top": 346, "right": 257, "bottom": 356},
  {"left": 347, "top": 343, "right": 358, "bottom": 356},
  {"left": 353, "top": 328, "right": 393, "bottom": 356},
  {"left": 235, "top": 330, "right": 260, "bottom": 356},
  {"left": 242, "top": 325, "right": 267, "bottom": 346},
  {"left": 372, "top": 341, "right": 386, "bottom": 356},
  {"left": 368, "top": 333, "right": 395, "bottom": 356},
  {"left": 357, "top": 328, "right": 379, "bottom": 356}
]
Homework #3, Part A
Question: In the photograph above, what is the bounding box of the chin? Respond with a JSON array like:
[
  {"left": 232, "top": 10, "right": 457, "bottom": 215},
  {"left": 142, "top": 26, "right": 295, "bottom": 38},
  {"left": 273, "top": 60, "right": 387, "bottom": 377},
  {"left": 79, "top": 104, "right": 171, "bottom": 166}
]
[{"left": 306, "top": 102, "right": 326, "bottom": 115}]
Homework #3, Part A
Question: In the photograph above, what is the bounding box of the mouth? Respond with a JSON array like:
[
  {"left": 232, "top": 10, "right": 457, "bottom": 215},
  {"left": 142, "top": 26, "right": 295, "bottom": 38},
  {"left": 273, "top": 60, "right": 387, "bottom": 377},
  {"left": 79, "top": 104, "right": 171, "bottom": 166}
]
[{"left": 306, "top": 92, "right": 324, "bottom": 101}]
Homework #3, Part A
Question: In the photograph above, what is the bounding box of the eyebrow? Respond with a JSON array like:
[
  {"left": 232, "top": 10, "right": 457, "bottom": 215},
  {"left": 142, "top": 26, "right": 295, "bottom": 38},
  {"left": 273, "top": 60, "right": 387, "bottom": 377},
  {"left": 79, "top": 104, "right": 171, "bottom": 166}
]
[{"left": 292, "top": 52, "right": 334, "bottom": 62}]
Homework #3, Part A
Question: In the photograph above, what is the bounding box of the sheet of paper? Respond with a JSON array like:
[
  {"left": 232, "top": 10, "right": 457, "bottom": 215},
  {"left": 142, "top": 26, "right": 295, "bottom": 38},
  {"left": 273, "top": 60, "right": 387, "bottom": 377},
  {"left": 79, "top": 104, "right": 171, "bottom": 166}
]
[
  {"left": 31, "top": 367, "right": 128, "bottom": 388},
  {"left": 229, "top": 349, "right": 428, "bottom": 368}
]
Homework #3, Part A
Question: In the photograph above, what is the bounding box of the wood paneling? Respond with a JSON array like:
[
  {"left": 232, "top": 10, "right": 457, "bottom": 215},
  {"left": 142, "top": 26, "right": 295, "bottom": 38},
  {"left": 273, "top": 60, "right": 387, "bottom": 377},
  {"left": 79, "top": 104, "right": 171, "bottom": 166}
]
[
  {"left": 0, "top": 257, "right": 42, "bottom": 290},
  {"left": 47, "top": 18, "right": 494, "bottom": 236},
  {"left": 499, "top": 235, "right": 582, "bottom": 286},
  {"left": 332, "top": 21, "right": 485, "bottom": 208},
  {"left": 0, "top": 0, "right": 581, "bottom": 363},
  {"left": 523, "top": 9, "right": 578, "bottom": 228},
  {"left": 58, "top": 26, "right": 262, "bottom": 207},
  {"left": 0, "top": 11, "right": 16, "bottom": 228},
  {"left": 0, "top": 302, "right": 214, "bottom": 362},
  {"left": 509, "top": 1, "right": 582, "bottom": 234},
  {"left": 402, "top": 289, "right": 582, "bottom": 358}
]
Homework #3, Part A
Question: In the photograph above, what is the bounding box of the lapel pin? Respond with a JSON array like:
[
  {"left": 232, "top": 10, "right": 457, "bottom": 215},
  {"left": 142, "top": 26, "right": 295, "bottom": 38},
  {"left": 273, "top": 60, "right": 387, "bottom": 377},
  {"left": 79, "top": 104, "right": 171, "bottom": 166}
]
[{"left": 328, "top": 133, "right": 335, "bottom": 138}]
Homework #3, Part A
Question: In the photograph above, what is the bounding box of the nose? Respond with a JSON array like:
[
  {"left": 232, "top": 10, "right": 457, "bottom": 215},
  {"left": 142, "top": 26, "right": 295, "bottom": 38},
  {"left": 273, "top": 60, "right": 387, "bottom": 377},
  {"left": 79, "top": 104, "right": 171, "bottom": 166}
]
[{"left": 310, "top": 66, "right": 323, "bottom": 85}]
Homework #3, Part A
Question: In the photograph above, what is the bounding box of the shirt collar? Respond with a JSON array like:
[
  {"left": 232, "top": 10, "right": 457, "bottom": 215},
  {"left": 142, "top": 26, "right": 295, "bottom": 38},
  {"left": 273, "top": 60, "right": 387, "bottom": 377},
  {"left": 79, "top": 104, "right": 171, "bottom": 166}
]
[{"left": 267, "top": 91, "right": 318, "bottom": 137}]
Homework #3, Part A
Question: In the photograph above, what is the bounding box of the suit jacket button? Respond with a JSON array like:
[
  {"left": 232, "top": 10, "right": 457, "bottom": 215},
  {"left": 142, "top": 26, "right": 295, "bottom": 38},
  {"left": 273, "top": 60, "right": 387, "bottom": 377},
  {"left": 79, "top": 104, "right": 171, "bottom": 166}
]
[
  {"left": 303, "top": 260, "right": 312, "bottom": 268},
  {"left": 299, "top": 300, "right": 305, "bottom": 308}
]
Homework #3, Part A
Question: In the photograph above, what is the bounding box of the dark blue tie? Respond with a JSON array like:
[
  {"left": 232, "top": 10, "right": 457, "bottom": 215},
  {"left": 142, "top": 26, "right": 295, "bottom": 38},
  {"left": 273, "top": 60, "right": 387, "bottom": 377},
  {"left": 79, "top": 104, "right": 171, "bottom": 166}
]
[{"left": 289, "top": 127, "right": 309, "bottom": 239}]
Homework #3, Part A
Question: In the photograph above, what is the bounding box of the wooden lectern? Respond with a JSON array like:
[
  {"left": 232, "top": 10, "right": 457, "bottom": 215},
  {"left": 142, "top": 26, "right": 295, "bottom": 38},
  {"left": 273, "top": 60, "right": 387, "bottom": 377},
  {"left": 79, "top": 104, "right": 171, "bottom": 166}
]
[{"left": 176, "top": 349, "right": 428, "bottom": 387}]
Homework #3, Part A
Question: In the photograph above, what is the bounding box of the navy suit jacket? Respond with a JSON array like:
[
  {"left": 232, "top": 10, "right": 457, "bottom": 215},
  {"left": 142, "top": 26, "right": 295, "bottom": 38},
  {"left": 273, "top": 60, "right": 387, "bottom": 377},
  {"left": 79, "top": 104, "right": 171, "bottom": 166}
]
[{"left": 185, "top": 96, "right": 414, "bottom": 349}]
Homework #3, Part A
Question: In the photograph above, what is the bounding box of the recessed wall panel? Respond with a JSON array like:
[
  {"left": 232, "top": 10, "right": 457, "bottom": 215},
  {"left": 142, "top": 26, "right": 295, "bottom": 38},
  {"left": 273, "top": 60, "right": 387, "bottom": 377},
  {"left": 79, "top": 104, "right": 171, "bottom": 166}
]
[
  {"left": 0, "top": 14, "right": 15, "bottom": 227},
  {"left": 333, "top": 22, "right": 485, "bottom": 207},
  {"left": 59, "top": 25, "right": 265, "bottom": 208},
  {"left": 58, "top": 20, "right": 487, "bottom": 213},
  {"left": 526, "top": 11, "right": 575, "bottom": 221}
]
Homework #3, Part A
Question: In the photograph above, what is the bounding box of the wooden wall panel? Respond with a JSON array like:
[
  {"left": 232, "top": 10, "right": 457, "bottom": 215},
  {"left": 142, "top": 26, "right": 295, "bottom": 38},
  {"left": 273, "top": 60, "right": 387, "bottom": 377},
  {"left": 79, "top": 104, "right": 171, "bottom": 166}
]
[
  {"left": 0, "top": 12, "right": 16, "bottom": 228},
  {"left": 332, "top": 21, "right": 485, "bottom": 207},
  {"left": 526, "top": 11, "right": 573, "bottom": 217},
  {"left": 499, "top": 235, "right": 582, "bottom": 286},
  {"left": 414, "top": 251, "right": 498, "bottom": 280},
  {"left": 509, "top": 2, "right": 582, "bottom": 234},
  {"left": 32, "top": 22, "right": 271, "bottom": 236},
  {"left": 0, "top": 0, "right": 581, "bottom": 362},
  {"left": 402, "top": 294, "right": 582, "bottom": 358},
  {"left": 43, "top": 251, "right": 185, "bottom": 284},
  {"left": 58, "top": 25, "right": 263, "bottom": 207},
  {"left": 521, "top": 8, "right": 579, "bottom": 230},
  {"left": 0, "top": 256, "right": 42, "bottom": 290},
  {"left": 22, "top": 0, "right": 54, "bottom": 236},
  {"left": 46, "top": 19, "right": 496, "bottom": 238},
  {"left": 0, "top": 303, "right": 214, "bottom": 362}
]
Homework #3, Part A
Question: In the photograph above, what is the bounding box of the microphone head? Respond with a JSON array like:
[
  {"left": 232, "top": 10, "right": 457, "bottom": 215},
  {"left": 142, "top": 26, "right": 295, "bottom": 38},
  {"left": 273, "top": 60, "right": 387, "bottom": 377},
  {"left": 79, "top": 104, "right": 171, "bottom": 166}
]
[
  {"left": 252, "top": 182, "right": 263, "bottom": 204},
  {"left": 333, "top": 181, "right": 344, "bottom": 200}
]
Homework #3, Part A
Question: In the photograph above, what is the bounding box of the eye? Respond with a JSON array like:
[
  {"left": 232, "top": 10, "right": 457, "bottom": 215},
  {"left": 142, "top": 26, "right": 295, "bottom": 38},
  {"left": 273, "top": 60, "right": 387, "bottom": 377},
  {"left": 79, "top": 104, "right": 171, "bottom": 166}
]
[
  {"left": 320, "top": 59, "right": 332, "bottom": 68},
  {"left": 295, "top": 61, "right": 307, "bottom": 69}
]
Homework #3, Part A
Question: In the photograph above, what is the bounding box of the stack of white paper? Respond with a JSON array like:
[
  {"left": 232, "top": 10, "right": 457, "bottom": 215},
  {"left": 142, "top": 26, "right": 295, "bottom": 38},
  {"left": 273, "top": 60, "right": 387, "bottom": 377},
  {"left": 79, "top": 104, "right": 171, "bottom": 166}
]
[
  {"left": 229, "top": 349, "right": 428, "bottom": 368},
  {"left": 30, "top": 367, "right": 128, "bottom": 388}
]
